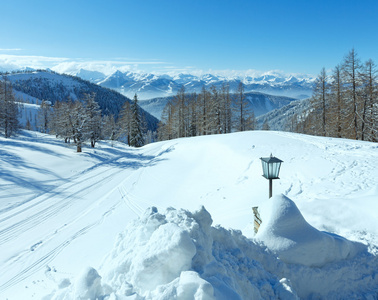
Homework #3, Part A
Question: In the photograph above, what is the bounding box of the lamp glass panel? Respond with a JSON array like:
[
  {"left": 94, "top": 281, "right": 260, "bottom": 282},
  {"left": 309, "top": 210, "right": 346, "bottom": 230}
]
[
  {"left": 262, "top": 161, "right": 269, "bottom": 178},
  {"left": 271, "top": 162, "right": 281, "bottom": 178},
  {"left": 268, "top": 162, "right": 273, "bottom": 178}
]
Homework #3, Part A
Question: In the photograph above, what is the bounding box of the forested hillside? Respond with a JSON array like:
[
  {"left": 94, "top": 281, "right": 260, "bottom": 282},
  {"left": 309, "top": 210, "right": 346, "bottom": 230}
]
[
  {"left": 1, "top": 70, "right": 159, "bottom": 130},
  {"left": 139, "top": 91, "right": 296, "bottom": 120},
  {"left": 0, "top": 71, "right": 159, "bottom": 149}
]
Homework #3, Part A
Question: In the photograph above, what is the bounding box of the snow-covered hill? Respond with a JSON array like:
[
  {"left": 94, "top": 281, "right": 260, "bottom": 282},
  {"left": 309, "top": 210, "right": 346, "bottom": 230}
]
[
  {"left": 256, "top": 98, "right": 312, "bottom": 130},
  {"left": 0, "top": 131, "right": 377, "bottom": 299},
  {"left": 66, "top": 69, "right": 315, "bottom": 100}
]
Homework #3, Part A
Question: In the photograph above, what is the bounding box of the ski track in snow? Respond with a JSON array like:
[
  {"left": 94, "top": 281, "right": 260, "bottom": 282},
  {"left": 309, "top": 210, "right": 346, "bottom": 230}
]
[{"left": 0, "top": 141, "right": 165, "bottom": 295}]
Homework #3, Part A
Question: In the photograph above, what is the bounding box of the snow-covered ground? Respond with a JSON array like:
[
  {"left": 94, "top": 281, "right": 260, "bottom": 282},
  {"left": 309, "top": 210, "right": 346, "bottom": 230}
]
[{"left": 0, "top": 130, "right": 377, "bottom": 299}]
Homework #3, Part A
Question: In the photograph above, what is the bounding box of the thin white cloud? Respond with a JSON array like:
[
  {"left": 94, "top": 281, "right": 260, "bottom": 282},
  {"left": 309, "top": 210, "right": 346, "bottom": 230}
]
[
  {"left": 52, "top": 60, "right": 167, "bottom": 76},
  {"left": 0, "top": 54, "right": 69, "bottom": 71},
  {"left": 0, "top": 48, "right": 23, "bottom": 51},
  {"left": 0, "top": 53, "right": 314, "bottom": 78}
]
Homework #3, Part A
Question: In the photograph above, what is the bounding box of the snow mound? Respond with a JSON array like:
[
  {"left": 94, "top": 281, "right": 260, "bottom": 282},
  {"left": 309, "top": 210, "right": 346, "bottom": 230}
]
[
  {"left": 44, "top": 203, "right": 378, "bottom": 299},
  {"left": 255, "top": 194, "right": 364, "bottom": 267},
  {"left": 45, "top": 206, "right": 297, "bottom": 300}
]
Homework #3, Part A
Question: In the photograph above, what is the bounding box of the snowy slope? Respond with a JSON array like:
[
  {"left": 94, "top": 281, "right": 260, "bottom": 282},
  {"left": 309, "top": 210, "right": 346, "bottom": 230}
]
[
  {"left": 256, "top": 98, "right": 312, "bottom": 130},
  {"left": 0, "top": 131, "right": 377, "bottom": 299}
]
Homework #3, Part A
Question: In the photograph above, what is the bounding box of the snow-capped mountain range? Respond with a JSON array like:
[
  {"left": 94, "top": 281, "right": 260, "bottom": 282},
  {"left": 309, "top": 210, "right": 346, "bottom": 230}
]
[{"left": 65, "top": 69, "right": 315, "bottom": 100}]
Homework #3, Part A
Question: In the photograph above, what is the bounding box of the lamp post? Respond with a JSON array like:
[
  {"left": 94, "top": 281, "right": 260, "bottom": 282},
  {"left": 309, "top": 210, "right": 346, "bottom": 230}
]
[{"left": 260, "top": 154, "right": 283, "bottom": 198}]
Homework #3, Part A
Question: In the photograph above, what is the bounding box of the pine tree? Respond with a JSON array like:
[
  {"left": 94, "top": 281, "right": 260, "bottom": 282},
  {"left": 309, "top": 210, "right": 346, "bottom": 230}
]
[{"left": 129, "top": 94, "right": 144, "bottom": 147}]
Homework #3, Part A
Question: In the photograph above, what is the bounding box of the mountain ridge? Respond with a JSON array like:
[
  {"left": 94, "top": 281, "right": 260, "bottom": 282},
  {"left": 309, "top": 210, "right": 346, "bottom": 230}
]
[{"left": 61, "top": 69, "right": 315, "bottom": 100}]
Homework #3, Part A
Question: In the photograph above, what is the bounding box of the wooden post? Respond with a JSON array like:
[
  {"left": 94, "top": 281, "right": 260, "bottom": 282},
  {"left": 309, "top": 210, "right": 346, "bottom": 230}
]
[
  {"left": 269, "top": 178, "right": 272, "bottom": 198},
  {"left": 252, "top": 207, "right": 262, "bottom": 234}
]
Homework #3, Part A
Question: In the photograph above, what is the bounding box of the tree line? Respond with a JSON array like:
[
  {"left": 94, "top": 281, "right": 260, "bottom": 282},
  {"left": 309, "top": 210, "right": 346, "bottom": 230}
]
[
  {"left": 0, "top": 78, "right": 148, "bottom": 150},
  {"left": 39, "top": 93, "right": 148, "bottom": 151},
  {"left": 291, "top": 49, "right": 377, "bottom": 142},
  {"left": 157, "top": 83, "right": 258, "bottom": 141}
]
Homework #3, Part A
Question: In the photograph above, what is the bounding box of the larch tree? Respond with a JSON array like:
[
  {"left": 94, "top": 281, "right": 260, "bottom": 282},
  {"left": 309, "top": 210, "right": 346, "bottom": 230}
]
[
  {"left": 37, "top": 100, "right": 52, "bottom": 133},
  {"left": 102, "top": 114, "right": 119, "bottom": 144},
  {"left": 187, "top": 92, "right": 198, "bottom": 137},
  {"left": 342, "top": 48, "right": 362, "bottom": 140},
  {"left": 233, "top": 82, "right": 251, "bottom": 132},
  {"left": 118, "top": 101, "right": 132, "bottom": 145},
  {"left": 83, "top": 93, "right": 102, "bottom": 148},
  {"left": 198, "top": 86, "right": 211, "bottom": 135},
  {"left": 262, "top": 119, "right": 270, "bottom": 131},
  {"left": 311, "top": 67, "right": 329, "bottom": 136},
  {"left": 220, "top": 83, "right": 232, "bottom": 134},
  {"left": 158, "top": 99, "right": 176, "bottom": 140},
  {"left": 360, "top": 59, "right": 377, "bottom": 141},
  {"left": 329, "top": 65, "right": 344, "bottom": 138},
  {"left": 174, "top": 86, "right": 188, "bottom": 138},
  {"left": 0, "top": 79, "right": 19, "bottom": 138}
]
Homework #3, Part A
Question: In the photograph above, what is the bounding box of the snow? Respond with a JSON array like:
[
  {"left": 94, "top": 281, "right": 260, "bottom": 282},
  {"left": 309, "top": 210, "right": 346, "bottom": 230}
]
[
  {"left": 0, "top": 130, "right": 377, "bottom": 299},
  {"left": 255, "top": 194, "right": 364, "bottom": 267},
  {"left": 44, "top": 206, "right": 296, "bottom": 300}
]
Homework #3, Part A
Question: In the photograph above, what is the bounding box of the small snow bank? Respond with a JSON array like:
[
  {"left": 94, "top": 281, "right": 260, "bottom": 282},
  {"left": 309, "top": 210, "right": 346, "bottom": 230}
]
[
  {"left": 45, "top": 206, "right": 297, "bottom": 300},
  {"left": 255, "top": 194, "right": 364, "bottom": 267}
]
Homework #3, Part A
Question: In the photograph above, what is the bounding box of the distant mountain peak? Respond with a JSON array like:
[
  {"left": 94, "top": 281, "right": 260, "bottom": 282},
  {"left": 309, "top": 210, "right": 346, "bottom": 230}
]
[{"left": 69, "top": 69, "right": 315, "bottom": 100}]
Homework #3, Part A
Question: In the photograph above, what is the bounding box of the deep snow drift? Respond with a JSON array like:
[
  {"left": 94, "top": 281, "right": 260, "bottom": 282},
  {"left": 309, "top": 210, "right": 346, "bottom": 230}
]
[
  {"left": 44, "top": 206, "right": 296, "bottom": 300},
  {"left": 44, "top": 201, "right": 378, "bottom": 300},
  {"left": 0, "top": 130, "right": 378, "bottom": 299}
]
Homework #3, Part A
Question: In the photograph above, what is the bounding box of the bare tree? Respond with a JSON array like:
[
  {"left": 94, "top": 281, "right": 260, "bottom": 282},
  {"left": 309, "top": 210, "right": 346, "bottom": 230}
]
[
  {"left": 37, "top": 100, "right": 52, "bottom": 133},
  {"left": 342, "top": 48, "right": 362, "bottom": 139},
  {"left": 118, "top": 101, "right": 132, "bottom": 145},
  {"left": 83, "top": 93, "right": 102, "bottom": 148},
  {"left": 360, "top": 59, "right": 377, "bottom": 141},
  {"left": 311, "top": 67, "right": 329, "bottom": 136},
  {"left": 233, "top": 82, "right": 252, "bottom": 131},
  {"left": 0, "top": 79, "right": 20, "bottom": 138},
  {"left": 329, "top": 65, "right": 344, "bottom": 138}
]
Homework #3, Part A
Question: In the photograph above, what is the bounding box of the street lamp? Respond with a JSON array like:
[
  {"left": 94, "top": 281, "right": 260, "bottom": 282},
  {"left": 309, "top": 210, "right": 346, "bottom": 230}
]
[{"left": 260, "top": 154, "right": 283, "bottom": 198}]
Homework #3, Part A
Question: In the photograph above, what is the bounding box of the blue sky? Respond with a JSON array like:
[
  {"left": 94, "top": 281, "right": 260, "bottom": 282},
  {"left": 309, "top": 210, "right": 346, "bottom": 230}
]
[{"left": 1, "top": 0, "right": 377, "bottom": 76}]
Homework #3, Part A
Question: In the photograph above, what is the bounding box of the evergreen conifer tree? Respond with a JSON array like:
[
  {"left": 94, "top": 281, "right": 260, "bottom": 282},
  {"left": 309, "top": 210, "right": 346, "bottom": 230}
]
[{"left": 130, "top": 94, "right": 144, "bottom": 147}]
